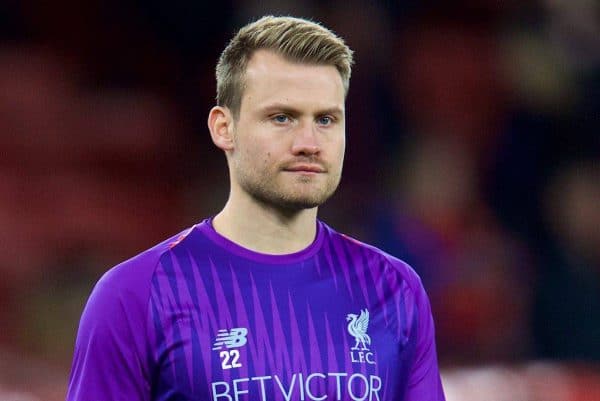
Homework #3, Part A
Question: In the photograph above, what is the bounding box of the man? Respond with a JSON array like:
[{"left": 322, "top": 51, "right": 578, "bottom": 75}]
[{"left": 66, "top": 16, "right": 446, "bottom": 401}]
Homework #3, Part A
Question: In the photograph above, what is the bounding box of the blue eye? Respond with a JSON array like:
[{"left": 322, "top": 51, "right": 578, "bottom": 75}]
[
  {"left": 318, "top": 116, "right": 333, "bottom": 125},
  {"left": 273, "top": 115, "right": 289, "bottom": 123}
]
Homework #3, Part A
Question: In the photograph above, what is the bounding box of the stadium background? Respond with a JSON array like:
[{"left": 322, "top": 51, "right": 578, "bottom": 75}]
[{"left": 0, "top": 0, "right": 598, "bottom": 399}]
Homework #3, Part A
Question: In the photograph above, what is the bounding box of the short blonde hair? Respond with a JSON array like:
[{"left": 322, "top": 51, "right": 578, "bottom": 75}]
[{"left": 216, "top": 16, "right": 354, "bottom": 117}]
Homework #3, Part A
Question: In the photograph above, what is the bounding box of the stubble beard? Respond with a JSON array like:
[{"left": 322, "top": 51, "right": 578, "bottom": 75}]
[{"left": 236, "top": 166, "right": 342, "bottom": 213}]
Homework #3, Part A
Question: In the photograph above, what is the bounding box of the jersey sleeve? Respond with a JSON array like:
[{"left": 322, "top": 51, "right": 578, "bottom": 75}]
[
  {"left": 66, "top": 254, "right": 158, "bottom": 401},
  {"left": 404, "top": 274, "right": 446, "bottom": 401}
]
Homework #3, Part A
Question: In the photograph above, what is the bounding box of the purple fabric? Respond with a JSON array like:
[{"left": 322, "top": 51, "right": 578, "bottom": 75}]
[{"left": 66, "top": 219, "right": 445, "bottom": 401}]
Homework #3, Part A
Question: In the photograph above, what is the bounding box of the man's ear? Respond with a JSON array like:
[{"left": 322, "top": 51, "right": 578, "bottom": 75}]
[{"left": 208, "top": 106, "right": 235, "bottom": 151}]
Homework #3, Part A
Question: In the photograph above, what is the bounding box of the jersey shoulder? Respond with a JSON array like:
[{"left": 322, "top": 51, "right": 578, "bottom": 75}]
[
  {"left": 321, "top": 221, "right": 425, "bottom": 296},
  {"left": 75, "top": 225, "right": 198, "bottom": 344},
  {"left": 99, "top": 226, "right": 194, "bottom": 288}
]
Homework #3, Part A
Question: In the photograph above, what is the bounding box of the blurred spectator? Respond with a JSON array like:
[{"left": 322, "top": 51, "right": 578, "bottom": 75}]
[
  {"left": 442, "top": 362, "right": 600, "bottom": 401},
  {"left": 0, "top": 45, "right": 189, "bottom": 356},
  {"left": 391, "top": 9, "right": 508, "bottom": 164},
  {"left": 0, "top": 347, "right": 70, "bottom": 400},
  {"left": 374, "top": 136, "right": 532, "bottom": 364},
  {"left": 533, "top": 161, "right": 600, "bottom": 361}
]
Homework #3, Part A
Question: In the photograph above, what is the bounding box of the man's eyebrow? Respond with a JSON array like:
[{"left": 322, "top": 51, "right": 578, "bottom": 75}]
[
  {"left": 258, "top": 103, "right": 344, "bottom": 116},
  {"left": 317, "top": 107, "right": 344, "bottom": 117},
  {"left": 259, "top": 104, "right": 300, "bottom": 116}
]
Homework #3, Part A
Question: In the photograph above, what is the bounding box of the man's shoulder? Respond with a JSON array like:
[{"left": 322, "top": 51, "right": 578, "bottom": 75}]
[
  {"left": 96, "top": 225, "right": 197, "bottom": 294},
  {"left": 321, "top": 221, "right": 424, "bottom": 293}
]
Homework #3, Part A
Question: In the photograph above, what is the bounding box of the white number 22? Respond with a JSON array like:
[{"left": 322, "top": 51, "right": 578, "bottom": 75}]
[{"left": 219, "top": 349, "right": 242, "bottom": 369}]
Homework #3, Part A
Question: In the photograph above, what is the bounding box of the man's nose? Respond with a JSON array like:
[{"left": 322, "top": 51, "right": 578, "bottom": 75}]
[{"left": 291, "top": 122, "right": 320, "bottom": 156}]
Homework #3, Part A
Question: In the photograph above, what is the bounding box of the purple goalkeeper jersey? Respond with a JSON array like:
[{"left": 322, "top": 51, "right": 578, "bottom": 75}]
[{"left": 66, "top": 219, "right": 445, "bottom": 401}]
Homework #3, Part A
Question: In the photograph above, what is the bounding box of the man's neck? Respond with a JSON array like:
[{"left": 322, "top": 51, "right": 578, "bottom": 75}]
[{"left": 212, "top": 197, "right": 319, "bottom": 255}]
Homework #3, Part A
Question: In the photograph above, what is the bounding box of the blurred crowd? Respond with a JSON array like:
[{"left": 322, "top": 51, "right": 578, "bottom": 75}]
[{"left": 0, "top": 0, "right": 598, "bottom": 399}]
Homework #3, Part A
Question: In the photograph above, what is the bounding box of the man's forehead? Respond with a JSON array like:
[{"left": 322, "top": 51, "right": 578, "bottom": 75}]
[
  {"left": 236, "top": 49, "right": 345, "bottom": 119},
  {"left": 244, "top": 49, "right": 342, "bottom": 85}
]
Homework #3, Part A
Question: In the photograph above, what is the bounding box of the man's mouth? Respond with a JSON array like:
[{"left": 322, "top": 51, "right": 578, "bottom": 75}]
[{"left": 283, "top": 164, "right": 326, "bottom": 173}]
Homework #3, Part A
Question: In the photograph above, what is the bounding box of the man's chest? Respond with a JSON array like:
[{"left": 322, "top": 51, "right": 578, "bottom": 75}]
[{"left": 150, "top": 262, "right": 416, "bottom": 400}]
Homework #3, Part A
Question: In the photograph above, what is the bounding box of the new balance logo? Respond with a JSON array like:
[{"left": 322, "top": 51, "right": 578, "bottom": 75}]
[
  {"left": 213, "top": 327, "right": 248, "bottom": 370},
  {"left": 212, "top": 327, "right": 248, "bottom": 350}
]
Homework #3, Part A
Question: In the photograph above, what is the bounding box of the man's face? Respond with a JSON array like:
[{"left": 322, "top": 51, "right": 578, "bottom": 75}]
[{"left": 228, "top": 50, "right": 346, "bottom": 211}]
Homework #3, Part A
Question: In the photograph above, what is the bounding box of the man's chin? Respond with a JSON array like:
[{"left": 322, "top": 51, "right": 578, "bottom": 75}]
[
  {"left": 268, "top": 195, "right": 325, "bottom": 212},
  {"left": 256, "top": 192, "right": 332, "bottom": 212},
  {"left": 241, "top": 179, "right": 339, "bottom": 212}
]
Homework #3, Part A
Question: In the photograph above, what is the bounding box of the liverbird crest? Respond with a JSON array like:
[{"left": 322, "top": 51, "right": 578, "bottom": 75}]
[{"left": 346, "top": 309, "right": 371, "bottom": 351}]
